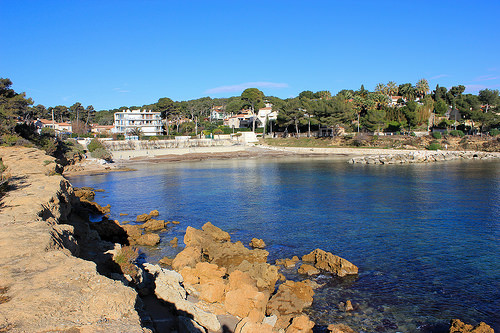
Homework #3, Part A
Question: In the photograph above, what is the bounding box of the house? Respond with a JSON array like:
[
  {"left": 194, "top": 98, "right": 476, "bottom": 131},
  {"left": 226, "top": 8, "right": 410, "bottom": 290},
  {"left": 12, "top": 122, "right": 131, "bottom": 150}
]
[
  {"left": 91, "top": 124, "right": 114, "bottom": 134},
  {"left": 223, "top": 110, "right": 254, "bottom": 128},
  {"left": 389, "top": 96, "right": 404, "bottom": 106},
  {"left": 112, "top": 109, "right": 162, "bottom": 136},
  {"left": 211, "top": 106, "right": 226, "bottom": 121},
  {"left": 256, "top": 105, "right": 277, "bottom": 127},
  {"left": 36, "top": 119, "right": 73, "bottom": 134}
]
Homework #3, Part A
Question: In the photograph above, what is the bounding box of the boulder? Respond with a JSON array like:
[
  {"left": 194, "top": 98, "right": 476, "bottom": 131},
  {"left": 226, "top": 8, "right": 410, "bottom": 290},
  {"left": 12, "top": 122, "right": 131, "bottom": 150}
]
[
  {"left": 122, "top": 224, "right": 142, "bottom": 243},
  {"left": 136, "top": 213, "right": 150, "bottom": 222},
  {"left": 225, "top": 282, "right": 268, "bottom": 319},
  {"left": 302, "top": 249, "right": 358, "bottom": 277},
  {"left": 202, "top": 222, "right": 231, "bottom": 242},
  {"left": 144, "top": 264, "right": 221, "bottom": 332},
  {"left": 158, "top": 257, "right": 173, "bottom": 267},
  {"left": 266, "top": 280, "right": 314, "bottom": 320},
  {"left": 234, "top": 260, "right": 279, "bottom": 292},
  {"left": 448, "top": 319, "right": 494, "bottom": 333},
  {"left": 209, "top": 241, "right": 269, "bottom": 270},
  {"left": 148, "top": 209, "right": 159, "bottom": 217},
  {"left": 135, "top": 233, "right": 160, "bottom": 246},
  {"left": 328, "top": 323, "right": 357, "bottom": 333},
  {"left": 298, "top": 264, "right": 320, "bottom": 276},
  {"left": 249, "top": 238, "right": 266, "bottom": 249},
  {"left": 73, "top": 188, "right": 95, "bottom": 201},
  {"left": 285, "top": 314, "right": 315, "bottom": 333},
  {"left": 276, "top": 257, "right": 299, "bottom": 268},
  {"left": 170, "top": 237, "right": 178, "bottom": 247},
  {"left": 141, "top": 219, "right": 166, "bottom": 232},
  {"left": 172, "top": 246, "right": 202, "bottom": 271}
]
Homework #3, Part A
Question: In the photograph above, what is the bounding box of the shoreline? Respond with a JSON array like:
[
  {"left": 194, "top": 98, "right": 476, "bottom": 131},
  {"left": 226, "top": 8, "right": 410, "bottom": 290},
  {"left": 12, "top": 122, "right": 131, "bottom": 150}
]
[{"left": 64, "top": 144, "right": 500, "bottom": 177}]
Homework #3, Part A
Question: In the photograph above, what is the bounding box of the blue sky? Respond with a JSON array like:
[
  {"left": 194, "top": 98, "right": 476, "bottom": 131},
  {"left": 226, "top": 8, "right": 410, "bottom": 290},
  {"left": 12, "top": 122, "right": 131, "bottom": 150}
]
[{"left": 1, "top": 0, "right": 499, "bottom": 110}]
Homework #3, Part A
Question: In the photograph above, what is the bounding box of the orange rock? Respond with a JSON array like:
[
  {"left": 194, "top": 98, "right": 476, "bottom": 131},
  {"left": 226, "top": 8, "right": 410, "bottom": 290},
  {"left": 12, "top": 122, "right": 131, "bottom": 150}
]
[
  {"left": 302, "top": 249, "right": 358, "bottom": 277},
  {"left": 449, "top": 319, "right": 494, "bottom": 333},
  {"left": 172, "top": 246, "right": 202, "bottom": 271},
  {"left": 327, "top": 323, "right": 357, "bottom": 333},
  {"left": 285, "top": 314, "right": 315, "bottom": 333},
  {"left": 297, "top": 264, "right": 320, "bottom": 276}
]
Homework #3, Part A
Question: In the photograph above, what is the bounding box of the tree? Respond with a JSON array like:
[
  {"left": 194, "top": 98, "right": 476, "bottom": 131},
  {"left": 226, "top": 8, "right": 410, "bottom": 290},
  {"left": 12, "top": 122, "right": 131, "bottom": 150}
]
[
  {"left": 387, "top": 81, "right": 398, "bottom": 96},
  {"left": 298, "top": 90, "right": 315, "bottom": 100},
  {"left": 155, "top": 97, "right": 178, "bottom": 135},
  {"left": 277, "top": 98, "right": 305, "bottom": 135},
  {"left": 241, "top": 88, "right": 264, "bottom": 132},
  {"left": 363, "top": 108, "right": 386, "bottom": 133},
  {"left": 433, "top": 85, "right": 447, "bottom": 101},
  {"left": 0, "top": 78, "right": 34, "bottom": 131},
  {"left": 314, "top": 90, "right": 332, "bottom": 100},
  {"left": 128, "top": 127, "right": 143, "bottom": 138},
  {"left": 375, "top": 83, "right": 387, "bottom": 95},
  {"left": 416, "top": 79, "right": 429, "bottom": 99},
  {"left": 478, "top": 89, "right": 499, "bottom": 113},
  {"left": 434, "top": 99, "right": 448, "bottom": 115},
  {"left": 69, "top": 102, "right": 85, "bottom": 134},
  {"left": 84, "top": 105, "right": 95, "bottom": 129},
  {"left": 398, "top": 83, "right": 416, "bottom": 101}
]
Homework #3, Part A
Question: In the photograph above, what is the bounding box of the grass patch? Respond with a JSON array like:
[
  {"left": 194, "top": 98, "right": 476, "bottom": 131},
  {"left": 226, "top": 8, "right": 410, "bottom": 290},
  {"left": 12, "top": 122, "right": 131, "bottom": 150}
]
[{"left": 113, "top": 246, "right": 139, "bottom": 276}]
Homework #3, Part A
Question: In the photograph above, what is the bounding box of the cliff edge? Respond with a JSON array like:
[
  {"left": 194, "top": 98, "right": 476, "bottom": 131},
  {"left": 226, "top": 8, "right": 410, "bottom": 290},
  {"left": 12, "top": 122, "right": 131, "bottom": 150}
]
[{"left": 0, "top": 147, "right": 145, "bottom": 332}]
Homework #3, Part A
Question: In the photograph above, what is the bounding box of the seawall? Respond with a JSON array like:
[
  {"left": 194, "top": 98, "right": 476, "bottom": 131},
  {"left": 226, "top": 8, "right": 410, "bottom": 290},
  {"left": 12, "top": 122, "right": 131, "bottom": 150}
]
[
  {"left": 0, "top": 147, "right": 145, "bottom": 332},
  {"left": 348, "top": 150, "right": 500, "bottom": 164}
]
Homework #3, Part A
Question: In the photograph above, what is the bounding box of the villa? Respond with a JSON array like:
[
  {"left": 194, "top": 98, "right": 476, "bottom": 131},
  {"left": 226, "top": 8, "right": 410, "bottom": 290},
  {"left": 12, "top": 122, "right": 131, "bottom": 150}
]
[{"left": 112, "top": 109, "right": 162, "bottom": 136}]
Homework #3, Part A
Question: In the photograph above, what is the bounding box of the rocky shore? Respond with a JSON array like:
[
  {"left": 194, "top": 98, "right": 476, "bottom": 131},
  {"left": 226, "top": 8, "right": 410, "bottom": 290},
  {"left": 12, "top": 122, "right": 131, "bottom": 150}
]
[
  {"left": 348, "top": 150, "right": 500, "bottom": 165},
  {"left": 0, "top": 146, "right": 495, "bottom": 333}
]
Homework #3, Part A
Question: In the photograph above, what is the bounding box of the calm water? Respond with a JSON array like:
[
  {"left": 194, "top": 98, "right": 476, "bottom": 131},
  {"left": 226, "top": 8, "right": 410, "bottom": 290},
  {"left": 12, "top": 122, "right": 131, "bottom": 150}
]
[{"left": 68, "top": 157, "right": 500, "bottom": 332}]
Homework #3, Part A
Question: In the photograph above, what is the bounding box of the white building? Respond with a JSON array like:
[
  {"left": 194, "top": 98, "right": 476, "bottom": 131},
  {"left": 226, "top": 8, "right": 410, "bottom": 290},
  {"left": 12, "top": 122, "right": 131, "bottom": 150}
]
[
  {"left": 256, "top": 103, "right": 277, "bottom": 127},
  {"left": 112, "top": 109, "right": 162, "bottom": 136}
]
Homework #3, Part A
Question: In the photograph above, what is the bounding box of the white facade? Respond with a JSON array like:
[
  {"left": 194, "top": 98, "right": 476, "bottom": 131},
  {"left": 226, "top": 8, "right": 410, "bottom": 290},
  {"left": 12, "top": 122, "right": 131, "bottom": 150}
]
[
  {"left": 256, "top": 106, "right": 277, "bottom": 127},
  {"left": 112, "top": 109, "right": 162, "bottom": 136}
]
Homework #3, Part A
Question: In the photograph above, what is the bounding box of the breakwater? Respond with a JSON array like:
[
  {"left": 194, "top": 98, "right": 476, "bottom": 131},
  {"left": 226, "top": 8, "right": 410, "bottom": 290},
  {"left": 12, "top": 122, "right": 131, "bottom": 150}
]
[{"left": 348, "top": 150, "right": 500, "bottom": 164}]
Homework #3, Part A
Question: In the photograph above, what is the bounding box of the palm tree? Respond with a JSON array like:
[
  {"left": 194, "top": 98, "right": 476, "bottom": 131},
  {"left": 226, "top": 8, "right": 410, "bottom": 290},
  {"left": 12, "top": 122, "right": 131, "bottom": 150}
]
[
  {"left": 416, "top": 79, "right": 429, "bottom": 99},
  {"left": 375, "top": 83, "right": 387, "bottom": 95},
  {"left": 387, "top": 81, "right": 398, "bottom": 97}
]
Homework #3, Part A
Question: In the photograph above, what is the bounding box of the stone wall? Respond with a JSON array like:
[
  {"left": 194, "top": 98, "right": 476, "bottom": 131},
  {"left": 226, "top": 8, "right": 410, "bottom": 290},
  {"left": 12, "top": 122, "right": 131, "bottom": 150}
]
[
  {"left": 348, "top": 150, "right": 500, "bottom": 165},
  {"left": 0, "top": 147, "right": 144, "bottom": 332}
]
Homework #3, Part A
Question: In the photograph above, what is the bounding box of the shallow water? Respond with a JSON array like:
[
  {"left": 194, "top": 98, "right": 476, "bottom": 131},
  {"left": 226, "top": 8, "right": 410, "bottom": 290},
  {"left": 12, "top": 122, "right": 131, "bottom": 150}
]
[{"left": 68, "top": 157, "right": 500, "bottom": 332}]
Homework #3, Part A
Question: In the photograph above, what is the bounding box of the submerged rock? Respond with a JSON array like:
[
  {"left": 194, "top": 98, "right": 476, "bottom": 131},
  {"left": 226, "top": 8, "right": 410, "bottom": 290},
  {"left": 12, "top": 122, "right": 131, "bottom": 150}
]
[{"left": 328, "top": 323, "right": 357, "bottom": 333}]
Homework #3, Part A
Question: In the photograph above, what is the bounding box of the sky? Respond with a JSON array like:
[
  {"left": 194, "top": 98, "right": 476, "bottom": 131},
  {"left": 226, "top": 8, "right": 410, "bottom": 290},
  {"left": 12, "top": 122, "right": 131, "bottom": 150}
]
[{"left": 1, "top": 0, "right": 499, "bottom": 110}]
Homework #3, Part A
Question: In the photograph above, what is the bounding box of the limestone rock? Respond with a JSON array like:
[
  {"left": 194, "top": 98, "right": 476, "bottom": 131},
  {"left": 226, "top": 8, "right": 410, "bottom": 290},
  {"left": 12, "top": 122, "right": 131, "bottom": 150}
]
[
  {"left": 266, "top": 280, "right": 314, "bottom": 319},
  {"left": 285, "top": 314, "right": 315, "bottom": 333},
  {"left": 449, "top": 319, "right": 494, "bottom": 333},
  {"left": 136, "top": 233, "right": 160, "bottom": 246},
  {"left": 234, "top": 260, "right": 279, "bottom": 292},
  {"left": 225, "top": 282, "right": 268, "bottom": 319},
  {"left": 136, "top": 213, "right": 150, "bottom": 222},
  {"left": 298, "top": 264, "right": 320, "bottom": 276},
  {"left": 141, "top": 219, "right": 166, "bottom": 232},
  {"left": 158, "top": 257, "right": 173, "bottom": 267},
  {"left": 148, "top": 209, "right": 160, "bottom": 217},
  {"left": 328, "top": 323, "right": 357, "bottom": 333},
  {"left": 172, "top": 246, "right": 202, "bottom": 271},
  {"left": 249, "top": 238, "right": 266, "bottom": 249},
  {"left": 302, "top": 248, "right": 358, "bottom": 277},
  {"left": 170, "top": 236, "right": 178, "bottom": 247}
]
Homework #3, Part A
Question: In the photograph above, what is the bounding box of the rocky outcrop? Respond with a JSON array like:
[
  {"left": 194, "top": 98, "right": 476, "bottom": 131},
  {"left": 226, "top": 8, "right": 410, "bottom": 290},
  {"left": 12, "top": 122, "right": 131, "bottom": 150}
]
[
  {"left": 302, "top": 249, "right": 358, "bottom": 277},
  {"left": 449, "top": 319, "right": 494, "bottom": 333},
  {"left": 250, "top": 237, "right": 266, "bottom": 249},
  {"left": 0, "top": 147, "right": 144, "bottom": 332},
  {"left": 349, "top": 150, "right": 500, "bottom": 165}
]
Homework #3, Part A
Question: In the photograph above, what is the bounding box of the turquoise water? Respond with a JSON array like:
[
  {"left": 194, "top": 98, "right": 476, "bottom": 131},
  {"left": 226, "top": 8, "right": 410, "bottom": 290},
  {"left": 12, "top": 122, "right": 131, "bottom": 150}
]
[{"left": 68, "top": 157, "right": 500, "bottom": 332}]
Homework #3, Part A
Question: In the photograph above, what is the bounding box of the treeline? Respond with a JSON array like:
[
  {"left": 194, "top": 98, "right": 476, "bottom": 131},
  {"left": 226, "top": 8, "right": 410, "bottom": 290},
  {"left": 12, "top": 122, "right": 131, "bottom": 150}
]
[{"left": 1, "top": 77, "right": 499, "bottom": 139}]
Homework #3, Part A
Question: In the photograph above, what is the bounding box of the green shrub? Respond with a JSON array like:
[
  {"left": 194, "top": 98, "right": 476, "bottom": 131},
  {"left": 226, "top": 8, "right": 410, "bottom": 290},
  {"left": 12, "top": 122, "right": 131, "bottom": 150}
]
[
  {"left": 490, "top": 128, "right": 500, "bottom": 136},
  {"left": 432, "top": 132, "right": 442, "bottom": 139},
  {"left": 91, "top": 148, "right": 112, "bottom": 161},
  {"left": 1, "top": 134, "right": 22, "bottom": 146},
  {"left": 449, "top": 130, "right": 465, "bottom": 137},
  {"left": 40, "top": 127, "right": 56, "bottom": 137},
  {"left": 427, "top": 142, "right": 441, "bottom": 150},
  {"left": 113, "top": 246, "right": 139, "bottom": 276},
  {"left": 87, "top": 139, "right": 105, "bottom": 152},
  {"left": 410, "top": 132, "right": 416, "bottom": 137}
]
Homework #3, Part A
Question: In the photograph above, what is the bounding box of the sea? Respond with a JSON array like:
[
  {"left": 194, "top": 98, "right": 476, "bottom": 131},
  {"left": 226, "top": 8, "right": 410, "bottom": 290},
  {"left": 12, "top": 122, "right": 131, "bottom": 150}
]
[{"left": 68, "top": 156, "right": 500, "bottom": 333}]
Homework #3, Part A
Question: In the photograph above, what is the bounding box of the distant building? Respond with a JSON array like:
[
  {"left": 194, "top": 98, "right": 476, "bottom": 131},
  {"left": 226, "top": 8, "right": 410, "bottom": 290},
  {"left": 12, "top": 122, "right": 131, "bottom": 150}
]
[
  {"left": 35, "top": 119, "right": 72, "bottom": 134},
  {"left": 91, "top": 124, "right": 114, "bottom": 134},
  {"left": 112, "top": 109, "right": 162, "bottom": 136},
  {"left": 256, "top": 103, "right": 277, "bottom": 127}
]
